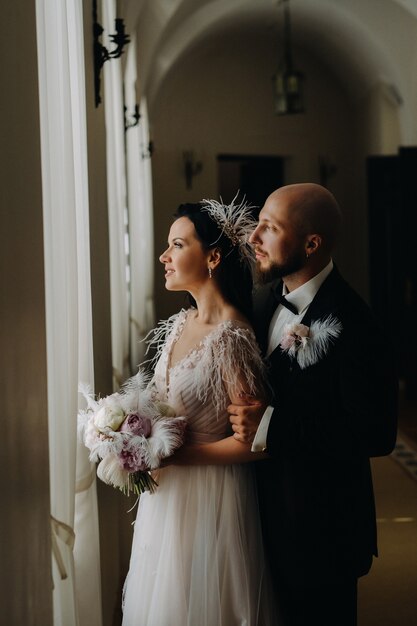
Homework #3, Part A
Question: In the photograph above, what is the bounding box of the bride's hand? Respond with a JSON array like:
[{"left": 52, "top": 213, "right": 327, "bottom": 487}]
[{"left": 227, "top": 394, "right": 267, "bottom": 444}]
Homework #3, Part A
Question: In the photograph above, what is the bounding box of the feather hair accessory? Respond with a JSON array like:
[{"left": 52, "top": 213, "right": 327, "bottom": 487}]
[{"left": 200, "top": 193, "right": 257, "bottom": 262}]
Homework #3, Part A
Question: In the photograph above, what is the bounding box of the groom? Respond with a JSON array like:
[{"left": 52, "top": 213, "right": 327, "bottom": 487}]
[{"left": 228, "top": 183, "right": 398, "bottom": 626}]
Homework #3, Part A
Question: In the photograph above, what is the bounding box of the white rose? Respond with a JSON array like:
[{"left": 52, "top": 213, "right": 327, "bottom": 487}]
[{"left": 94, "top": 404, "right": 125, "bottom": 431}]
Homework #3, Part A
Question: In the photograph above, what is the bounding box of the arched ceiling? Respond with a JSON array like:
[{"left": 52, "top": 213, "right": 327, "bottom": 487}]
[{"left": 125, "top": 0, "right": 417, "bottom": 139}]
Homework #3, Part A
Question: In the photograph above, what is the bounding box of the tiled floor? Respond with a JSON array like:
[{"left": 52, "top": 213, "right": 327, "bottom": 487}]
[
  {"left": 358, "top": 397, "right": 417, "bottom": 625},
  {"left": 391, "top": 435, "right": 417, "bottom": 482}
]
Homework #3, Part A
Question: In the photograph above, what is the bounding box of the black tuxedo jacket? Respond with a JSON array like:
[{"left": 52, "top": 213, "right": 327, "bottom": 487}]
[{"left": 253, "top": 267, "right": 398, "bottom": 587}]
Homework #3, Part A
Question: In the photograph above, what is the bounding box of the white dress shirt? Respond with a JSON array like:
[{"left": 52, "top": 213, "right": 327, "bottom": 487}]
[{"left": 251, "top": 260, "right": 334, "bottom": 452}]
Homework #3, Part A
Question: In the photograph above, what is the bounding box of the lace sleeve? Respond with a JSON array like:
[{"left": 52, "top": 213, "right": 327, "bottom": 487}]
[{"left": 191, "top": 322, "right": 267, "bottom": 415}]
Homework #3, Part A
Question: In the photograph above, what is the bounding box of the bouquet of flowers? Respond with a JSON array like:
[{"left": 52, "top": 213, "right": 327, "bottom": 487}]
[{"left": 77, "top": 369, "right": 186, "bottom": 495}]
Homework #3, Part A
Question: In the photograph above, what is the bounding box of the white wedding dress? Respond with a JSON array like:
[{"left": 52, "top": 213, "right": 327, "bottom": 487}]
[{"left": 121, "top": 308, "right": 278, "bottom": 625}]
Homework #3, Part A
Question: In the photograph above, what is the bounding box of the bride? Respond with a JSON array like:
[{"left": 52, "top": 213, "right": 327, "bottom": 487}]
[{"left": 121, "top": 198, "right": 279, "bottom": 625}]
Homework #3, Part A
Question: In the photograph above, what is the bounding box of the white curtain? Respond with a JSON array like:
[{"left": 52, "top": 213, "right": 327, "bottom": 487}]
[
  {"left": 102, "top": 0, "right": 131, "bottom": 388},
  {"left": 36, "top": 1, "right": 102, "bottom": 625},
  {"left": 125, "top": 37, "right": 156, "bottom": 371}
]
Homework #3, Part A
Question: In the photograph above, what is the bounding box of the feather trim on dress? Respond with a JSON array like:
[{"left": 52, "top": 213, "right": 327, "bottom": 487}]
[
  {"left": 188, "top": 320, "right": 266, "bottom": 414},
  {"left": 142, "top": 310, "right": 185, "bottom": 371},
  {"left": 145, "top": 308, "right": 266, "bottom": 416}
]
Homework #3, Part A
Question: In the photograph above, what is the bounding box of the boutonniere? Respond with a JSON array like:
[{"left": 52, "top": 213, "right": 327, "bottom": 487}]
[{"left": 279, "top": 316, "right": 343, "bottom": 369}]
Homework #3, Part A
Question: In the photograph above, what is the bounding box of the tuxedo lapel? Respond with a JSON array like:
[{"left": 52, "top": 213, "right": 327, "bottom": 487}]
[{"left": 299, "top": 266, "right": 344, "bottom": 327}]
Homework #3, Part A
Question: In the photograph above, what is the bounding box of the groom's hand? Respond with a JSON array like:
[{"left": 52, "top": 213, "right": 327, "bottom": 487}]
[{"left": 227, "top": 394, "right": 267, "bottom": 444}]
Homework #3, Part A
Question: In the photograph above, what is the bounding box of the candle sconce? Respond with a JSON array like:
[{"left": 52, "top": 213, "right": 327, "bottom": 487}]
[
  {"left": 183, "top": 151, "right": 203, "bottom": 189},
  {"left": 124, "top": 104, "right": 141, "bottom": 131},
  {"left": 142, "top": 141, "right": 154, "bottom": 159},
  {"left": 93, "top": 0, "right": 130, "bottom": 107}
]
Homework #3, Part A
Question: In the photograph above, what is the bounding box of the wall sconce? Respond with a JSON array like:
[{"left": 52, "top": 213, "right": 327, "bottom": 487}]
[
  {"left": 93, "top": 0, "right": 130, "bottom": 107},
  {"left": 124, "top": 104, "right": 141, "bottom": 131},
  {"left": 183, "top": 151, "right": 203, "bottom": 189},
  {"left": 273, "top": 0, "right": 305, "bottom": 115},
  {"left": 142, "top": 141, "right": 154, "bottom": 160}
]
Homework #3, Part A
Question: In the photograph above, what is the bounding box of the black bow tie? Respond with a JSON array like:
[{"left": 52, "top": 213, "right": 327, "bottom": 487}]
[
  {"left": 278, "top": 295, "right": 298, "bottom": 314},
  {"left": 272, "top": 284, "right": 298, "bottom": 314}
]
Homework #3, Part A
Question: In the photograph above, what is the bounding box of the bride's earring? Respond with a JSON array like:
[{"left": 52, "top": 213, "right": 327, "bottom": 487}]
[{"left": 208, "top": 267, "right": 212, "bottom": 279}]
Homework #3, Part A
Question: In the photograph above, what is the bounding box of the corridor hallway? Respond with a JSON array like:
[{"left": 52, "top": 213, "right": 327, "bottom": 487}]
[{"left": 358, "top": 395, "right": 417, "bottom": 625}]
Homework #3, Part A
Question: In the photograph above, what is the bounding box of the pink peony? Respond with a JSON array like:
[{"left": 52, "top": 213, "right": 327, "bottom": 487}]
[
  {"left": 118, "top": 448, "right": 148, "bottom": 472},
  {"left": 280, "top": 323, "right": 310, "bottom": 351},
  {"left": 119, "top": 412, "right": 152, "bottom": 437}
]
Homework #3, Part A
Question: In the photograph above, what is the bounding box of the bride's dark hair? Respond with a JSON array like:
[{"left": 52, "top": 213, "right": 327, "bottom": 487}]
[{"left": 174, "top": 202, "right": 254, "bottom": 322}]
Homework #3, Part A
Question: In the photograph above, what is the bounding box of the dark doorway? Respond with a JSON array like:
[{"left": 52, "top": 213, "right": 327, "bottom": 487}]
[
  {"left": 217, "top": 154, "right": 284, "bottom": 215},
  {"left": 367, "top": 146, "right": 417, "bottom": 400}
]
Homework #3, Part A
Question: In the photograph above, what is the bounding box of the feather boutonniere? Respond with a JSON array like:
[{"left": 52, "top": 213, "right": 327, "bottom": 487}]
[{"left": 279, "top": 316, "right": 343, "bottom": 369}]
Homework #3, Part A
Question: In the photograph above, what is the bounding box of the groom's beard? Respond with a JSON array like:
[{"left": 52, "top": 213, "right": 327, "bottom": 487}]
[{"left": 255, "top": 252, "right": 306, "bottom": 285}]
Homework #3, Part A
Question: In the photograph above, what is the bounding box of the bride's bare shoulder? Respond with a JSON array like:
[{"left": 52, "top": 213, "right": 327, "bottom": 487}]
[{"left": 223, "top": 307, "right": 253, "bottom": 331}]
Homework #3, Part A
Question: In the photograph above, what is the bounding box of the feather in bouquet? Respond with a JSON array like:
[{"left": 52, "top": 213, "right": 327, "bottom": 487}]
[{"left": 77, "top": 369, "right": 186, "bottom": 495}]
